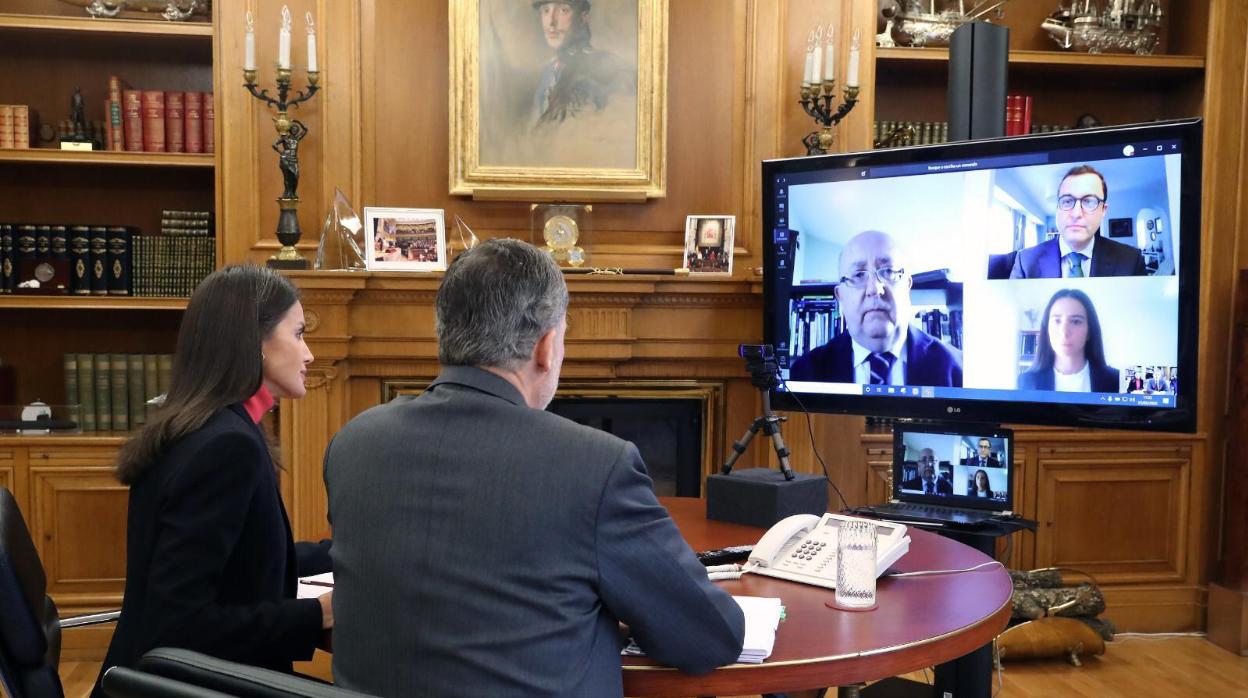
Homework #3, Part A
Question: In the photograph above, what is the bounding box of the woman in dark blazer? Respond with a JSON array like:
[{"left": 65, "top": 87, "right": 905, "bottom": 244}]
[
  {"left": 1018, "top": 288, "right": 1120, "bottom": 394},
  {"left": 92, "top": 265, "right": 331, "bottom": 697}
]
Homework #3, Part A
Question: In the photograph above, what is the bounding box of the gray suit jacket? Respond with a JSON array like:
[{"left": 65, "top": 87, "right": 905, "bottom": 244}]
[{"left": 323, "top": 366, "right": 745, "bottom": 698}]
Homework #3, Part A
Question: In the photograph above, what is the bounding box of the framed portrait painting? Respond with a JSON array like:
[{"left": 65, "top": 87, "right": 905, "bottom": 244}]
[
  {"left": 449, "top": 0, "right": 668, "bottom": 201},
  {"left": 363, "top": 207, "right": 448, "bottom": 272}
]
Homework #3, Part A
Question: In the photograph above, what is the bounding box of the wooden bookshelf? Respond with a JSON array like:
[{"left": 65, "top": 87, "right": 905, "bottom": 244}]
[
  {"left": 0, "top": 433, "right": 130, "bottom": 446},
  {"left": 0, "top": 148, "right": 214, "bottom": 167},
  {"left": 876, "top": 47, "right": 1206, "bottom": 72},
  {"left": 0, "top": 12, "right": 211, "bottom": 38},
  {"left": 0, "top": 296, "right": 188, "bottom": 310}
]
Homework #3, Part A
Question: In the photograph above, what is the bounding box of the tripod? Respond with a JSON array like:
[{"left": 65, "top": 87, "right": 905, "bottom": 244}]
[{"left": 721, "top": 350, "right": 796, "bottom": 481}]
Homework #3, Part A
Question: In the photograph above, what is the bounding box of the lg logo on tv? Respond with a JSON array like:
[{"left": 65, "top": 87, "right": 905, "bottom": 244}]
[{"left": 946, "top": 406, "right": 962, "bottom": 414}]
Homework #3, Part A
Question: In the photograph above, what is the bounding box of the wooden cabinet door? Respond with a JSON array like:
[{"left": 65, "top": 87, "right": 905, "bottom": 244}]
[
  {"left": 865, "top": 442, "right": 893, "bottom": 506},
  {"left": 0, "top": 447, "right": 13, "bottom": 496},
  {"left": 28, "top": 446, "right": 127, "bottom": 610},
  {"left": 1034, "top": 443, "right": 1190, "bottom": 585}
]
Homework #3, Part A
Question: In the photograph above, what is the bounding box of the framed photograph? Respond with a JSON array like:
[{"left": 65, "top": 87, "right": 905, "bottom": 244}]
[
  {"left": 363, "top": 207, "right": 448, "bottom": 272},
  {"left": 449, "top": 0, "right": 668, "bottom": 201},
  {"left": 683, "top": 216, "right": 735, "bottom": 275}
]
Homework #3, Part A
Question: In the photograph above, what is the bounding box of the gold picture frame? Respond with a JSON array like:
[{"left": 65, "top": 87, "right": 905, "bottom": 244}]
[{"left": 449, "top": 0, "right": 668, "bottom": 202}]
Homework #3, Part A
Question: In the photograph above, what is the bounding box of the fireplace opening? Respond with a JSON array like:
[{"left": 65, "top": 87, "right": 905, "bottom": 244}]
[{"left": 547, "top": 397, "right": 704, "bottom": 498}]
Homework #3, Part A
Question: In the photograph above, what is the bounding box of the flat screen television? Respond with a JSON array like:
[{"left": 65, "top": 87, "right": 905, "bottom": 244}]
[{"left": 762, "top": 118, "right": 1201, "bottom": 432}]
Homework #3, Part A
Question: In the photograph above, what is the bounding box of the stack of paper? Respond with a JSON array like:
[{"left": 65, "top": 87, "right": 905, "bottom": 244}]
[
  {"left": 732, "top": 596, "right": 783, "bottom": 664},
  {"left": 621, "top": 595, "right": 784, "bottom": 665}
]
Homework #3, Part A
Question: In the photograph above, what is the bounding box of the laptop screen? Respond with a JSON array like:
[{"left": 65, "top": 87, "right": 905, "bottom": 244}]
[{"left": 891, "top": 422, "right": 1015, "bottom": 513}]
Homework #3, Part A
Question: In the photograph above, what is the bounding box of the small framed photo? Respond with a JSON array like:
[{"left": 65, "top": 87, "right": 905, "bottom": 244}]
[
  {"left": 683, "top": 215, "right": 735, "bottom": 274},
  {"left": 364, "top": 207, "right": 447, "bottom": 272}
]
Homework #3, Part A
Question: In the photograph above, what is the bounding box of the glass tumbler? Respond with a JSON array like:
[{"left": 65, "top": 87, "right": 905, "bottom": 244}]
[{"left": 835, "top": 519, "right": 878, "bottom": 609}]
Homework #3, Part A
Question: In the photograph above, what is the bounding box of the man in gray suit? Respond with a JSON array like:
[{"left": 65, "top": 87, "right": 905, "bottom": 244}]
[{"left": 323, "top": 239, "right": 745, "bottom": 698}]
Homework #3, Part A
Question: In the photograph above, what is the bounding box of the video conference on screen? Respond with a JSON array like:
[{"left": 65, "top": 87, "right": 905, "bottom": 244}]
[
  {"left": 778, "top": 149, "right": 1181, "bottom": 407},
  {"left": 895, "top": 431, "right": 1009, "bottom": 503}
]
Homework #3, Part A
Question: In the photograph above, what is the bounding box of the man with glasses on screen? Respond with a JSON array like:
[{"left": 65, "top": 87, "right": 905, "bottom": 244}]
[
  {"left": 1010, "top": 165, "right": 1148, "bottom": 279},
  {"left": 789, "top": 230, "right": 963, "bottom": 387}
]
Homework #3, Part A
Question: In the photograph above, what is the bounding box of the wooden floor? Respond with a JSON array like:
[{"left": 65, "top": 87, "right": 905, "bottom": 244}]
[{"left": 53, "top": 636, "right": 1248, "bottom": 698}]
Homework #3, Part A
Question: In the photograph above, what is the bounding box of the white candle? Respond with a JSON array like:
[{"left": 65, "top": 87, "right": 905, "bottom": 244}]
[
  {"left": 305, "top": 11, "right": 317, "bottom": 72},
  {"left": 811, "top": 42, "right": 823, "bottom": 84},
  {"left": 278, "top": 5, "right": 292, "bottom": 70},
  {"left": 847, "top": 28, "right": 861, "bottom": 88},
  {"left": 823, "top": 25, "right": 835, "bottom": 82},
  {"left": 244, "top": 10, "right": 256, "bottom": 71},
  {"left": 802, "top": 30, "right": 815, "bottom": 86}
]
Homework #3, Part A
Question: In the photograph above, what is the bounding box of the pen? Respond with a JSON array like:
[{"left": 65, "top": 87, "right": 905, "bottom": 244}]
[
  {"left": 300, "top": 579, "right": 335, "bottom": 588},
  {"left": 561, "top": 267, "right": 690, "bottom": 276}
]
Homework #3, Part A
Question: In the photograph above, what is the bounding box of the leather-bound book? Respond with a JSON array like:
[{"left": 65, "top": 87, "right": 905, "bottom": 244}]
[
  {"left": 70, "top": 225, "right": 91, "bottom": 294},
  {"left": 141, "top": 90, "right": 165, "bottom": 152},
  {"left": 14, "top": 225, "right": 35, "bottom": 286},
  {"left": 107, "top": 75, "right": 125, "bottom": 151},
  {"left": 11, "top": 105, "right": 30, "bottom": 148},
  {"left": 157, "top": 354, "right": 173, "bottom": 399},
  {"left": 77, "top": 353, "right": 96, "bottom": 432},
  {"left": 203, "top": 91, "right": 214, "bottom": 153},
  {"left": 89, "top": 226, "right": 108, "bottom": 295},
  {"left": 93, "top": 353, "right": 112, "bottom": 432},
  {"left": 143, "top": 354, "right": 159, "bottom": 421},
  {"left": 122, "top": 89, "right": 143, "bottom": 152},
  {"left": 127, "top": 354, "right": 146, "bottom": 427},
  {"left": 107, "top": 226, "right": 132, "bottom": 295},
  {"left": 165, "top": 91, "right": 185, "bottom": 153},
  {"left": 0, "top": 223, "right": 13, "bottom": 293},
  {"left": 184, "top": 91, "right": 203, "bottom": 154},
  {"left": 64, "top": 353, "right": 80, "bottom": 428},
  {"left": 0, "top": 105, "right": 13, "bottom": 148},
  {"left": 111, "top": 352, "right": 129, "bottom": 432},
  {"left": 35, "top": 224, "right": 51, "bottom": 261}
]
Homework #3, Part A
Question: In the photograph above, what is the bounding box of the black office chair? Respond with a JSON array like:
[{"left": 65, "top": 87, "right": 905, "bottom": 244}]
[
  {"left": 987, "top": 251, "right": 1018, "bottom": 280},
  {"left": 0, "top": 486, "right": 120, "bottom": 698},
  {"left": 100, "top": 648, "right": 373, "bottom": 698}
]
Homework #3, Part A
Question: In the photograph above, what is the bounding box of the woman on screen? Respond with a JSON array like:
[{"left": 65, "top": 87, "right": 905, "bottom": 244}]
[
  {"left": 1018, "top": 288, "right": 1120, "bottom": 393},
  {"left": 968, "top": 468, "right": 994, "bottom": 498}
]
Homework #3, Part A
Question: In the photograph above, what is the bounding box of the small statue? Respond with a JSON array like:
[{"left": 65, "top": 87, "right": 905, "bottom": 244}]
[
  {"left": 273, "top": 121, "right": 308, "bottom": 199},
  {"left": 69, "top": 87, "right": 88, "bottom": 140}
]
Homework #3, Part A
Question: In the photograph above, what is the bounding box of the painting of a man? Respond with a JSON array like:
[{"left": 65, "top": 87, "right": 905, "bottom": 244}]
[{"left": 478, "top": 0, "right": 639, "bottom": 170}]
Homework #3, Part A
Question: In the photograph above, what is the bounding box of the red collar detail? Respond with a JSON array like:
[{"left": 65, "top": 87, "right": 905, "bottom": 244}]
[{"left": 242, "top": 385, "right": 275, "bottom": 424}]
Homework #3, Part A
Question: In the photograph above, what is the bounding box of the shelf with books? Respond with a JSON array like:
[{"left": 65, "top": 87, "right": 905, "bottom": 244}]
[
  {"left": 0, "top": 13, "right": 212, "bottom": 39},
  {"left": 0, "top": 433, "right": 131, "bottom": 446},
  {"left": 0, "top": 149, "right": 213, "bottom": 167},
  {"left": 0, "top": 296, "right": 188, "bottom": 310}
]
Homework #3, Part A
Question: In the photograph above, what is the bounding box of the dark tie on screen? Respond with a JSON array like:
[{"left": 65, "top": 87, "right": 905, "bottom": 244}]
[
  {"left": 1066, "top": 252, "right": 1086, "bottom": 278},
  {"left": 868, "top": 351, "right": 896, "bottom": 385}
]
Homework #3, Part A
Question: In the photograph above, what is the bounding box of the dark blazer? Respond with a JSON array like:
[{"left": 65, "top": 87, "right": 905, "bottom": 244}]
[
  {"left": 1018, "top": 363, "right": 1121, "bottom": 393},
  {"left": 324, "top": 366, "right": 745, "bottom": 698},
  {"left": 788, "top": 326, "right": 963, "bottom": 387},
  {"left": 1009, "top": 236, "right": 1147, "bottom": 278},
  {"left": 92, "top": 404, "right": 323, "bottom": 698}
]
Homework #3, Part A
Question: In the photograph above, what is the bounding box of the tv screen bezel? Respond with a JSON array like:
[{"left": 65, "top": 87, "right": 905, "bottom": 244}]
[{"left": 761, "top": 118, "right": 1202, "bottom": 433}]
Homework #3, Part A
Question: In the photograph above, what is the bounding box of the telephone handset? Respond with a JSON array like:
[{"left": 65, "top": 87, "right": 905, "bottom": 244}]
[{"left": 744, "top": 513, "right": 910, "bottom": 590}]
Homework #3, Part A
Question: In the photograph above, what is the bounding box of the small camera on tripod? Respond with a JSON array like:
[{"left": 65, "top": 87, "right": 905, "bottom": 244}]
[{"left": 738, "top": 343, "right": 780, "bottom": 390}]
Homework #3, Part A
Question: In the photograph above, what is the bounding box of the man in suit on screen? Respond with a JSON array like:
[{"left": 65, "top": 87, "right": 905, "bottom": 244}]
[
  {"left": 788, "top": 230, "right": 963, "bottom": 387},
  {"left": 960, "top": 438, "right": 1001, "bottom": 469},
  {"left": 1010, "top": 165, "right": 1147, "bottom": 279},
  {"left": 323, "top": 239, "right": 744, "bottom": 698}
]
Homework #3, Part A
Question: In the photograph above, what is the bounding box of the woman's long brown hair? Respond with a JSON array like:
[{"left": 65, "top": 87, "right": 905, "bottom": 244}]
[{"left": 115, "top": 265, "right": 299, "bottom": 484}]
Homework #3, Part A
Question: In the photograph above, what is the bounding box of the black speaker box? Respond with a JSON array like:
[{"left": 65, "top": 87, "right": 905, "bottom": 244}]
[
  {"left": 948, "top": 21, "right": 1009, "bottom": 142},
  {"left": 706, "top": 468, "right": 829, "bottom": 529}
]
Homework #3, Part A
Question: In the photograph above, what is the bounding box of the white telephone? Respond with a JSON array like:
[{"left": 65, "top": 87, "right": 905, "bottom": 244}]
[{"left": 744, "top": 513, "right": 910, "bottom": 590}]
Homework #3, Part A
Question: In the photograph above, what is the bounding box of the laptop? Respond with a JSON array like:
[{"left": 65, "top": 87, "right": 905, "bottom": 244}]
[{"left": 854, "top": 422, "right": 1015, "bottom": 528}]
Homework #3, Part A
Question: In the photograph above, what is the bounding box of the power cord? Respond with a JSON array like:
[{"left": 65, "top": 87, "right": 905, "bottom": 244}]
[
  {"left": 885, "top": 560, "right": 1005, "bottom": 578},
  {"left": 778, "top": 375, "right": 851, "bottom": 511}
]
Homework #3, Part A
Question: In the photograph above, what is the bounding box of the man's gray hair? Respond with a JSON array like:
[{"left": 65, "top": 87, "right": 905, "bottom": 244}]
[{"left": 436, "top": 238, "right": 569, "bottom": 369}]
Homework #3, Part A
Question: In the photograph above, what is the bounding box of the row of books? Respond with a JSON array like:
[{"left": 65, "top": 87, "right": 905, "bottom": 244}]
[
  {"left": 0, "top": 105, "right": 33, "bottom": 148},
  {"left": 63, "top": 353, "right": 172, "bottom": 433},
  {"left": 0, "top": 210, "right": 215, "bottom": 297},
  {"left": 873, "top": 120, "right": 1076, "bottom": 148},
  {"left": 107, "top": 76, "right": 215, "bottom": 154}
]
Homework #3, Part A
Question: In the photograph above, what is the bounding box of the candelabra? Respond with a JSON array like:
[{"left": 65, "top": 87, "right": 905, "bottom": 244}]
[
  {"left": 242, "top": 8, "right": 320, "bottom": 269},
  {"left": 800, "top": 81, "right": 860, "bottom": 156}
]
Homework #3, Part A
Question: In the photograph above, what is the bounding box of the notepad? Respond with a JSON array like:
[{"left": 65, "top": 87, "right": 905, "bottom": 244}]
[
  {"left": 297, "top": 572, "right": 334, "bottom": 599},
  {"left": 621, "top": 595, "right": 783, "bottom": 665}
]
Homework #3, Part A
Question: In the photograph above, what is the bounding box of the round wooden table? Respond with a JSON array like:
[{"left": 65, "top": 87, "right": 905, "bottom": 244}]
[{"left": 621, "top": 498, "right": 1013, "bottom": 697}]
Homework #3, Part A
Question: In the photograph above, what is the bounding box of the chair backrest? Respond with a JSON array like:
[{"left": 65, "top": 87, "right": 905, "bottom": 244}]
[
  {"left": 0, "top": 486, "right": 63, "bottom": 698},
  {"left": 136, "top": 648, "right": 374, "bottom": 698},
  {"left": 101, "top": 666, "right": 235, "bottom": 698}
]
